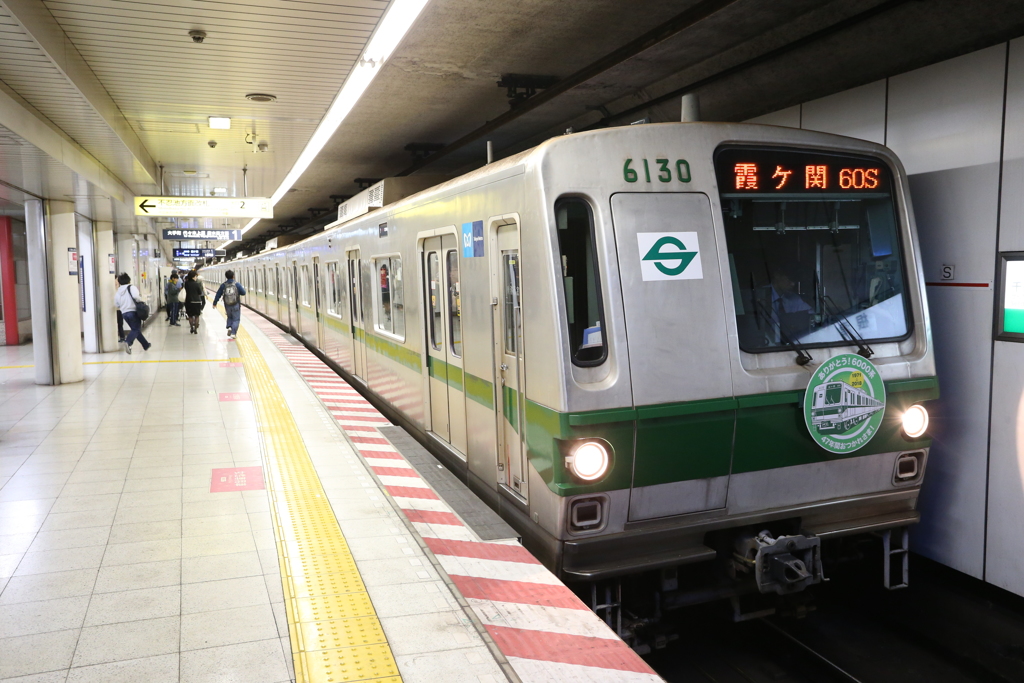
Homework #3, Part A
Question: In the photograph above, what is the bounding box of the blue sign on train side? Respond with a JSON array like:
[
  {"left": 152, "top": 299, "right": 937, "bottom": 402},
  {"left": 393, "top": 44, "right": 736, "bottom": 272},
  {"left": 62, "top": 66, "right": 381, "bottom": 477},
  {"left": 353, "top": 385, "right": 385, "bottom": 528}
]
[{"left": 461, "top": 220, "right": 484, "bottom": 258}]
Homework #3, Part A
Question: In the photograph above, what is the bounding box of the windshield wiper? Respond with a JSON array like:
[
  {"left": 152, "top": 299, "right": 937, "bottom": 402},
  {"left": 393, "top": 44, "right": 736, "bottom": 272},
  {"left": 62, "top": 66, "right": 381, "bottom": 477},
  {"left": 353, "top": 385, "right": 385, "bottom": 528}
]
[
  {"left": 754, "top": 299, "right": 813, "bottom": 366},
  {"left": 822, "top": 296, "right": 874, "bottom": 359}
]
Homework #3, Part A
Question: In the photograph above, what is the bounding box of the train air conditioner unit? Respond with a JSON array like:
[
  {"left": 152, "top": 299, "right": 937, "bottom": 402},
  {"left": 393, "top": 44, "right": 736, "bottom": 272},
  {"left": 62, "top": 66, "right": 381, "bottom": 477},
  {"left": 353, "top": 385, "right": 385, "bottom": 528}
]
[{"left": 335, "top": 176, "right": 447, "bottom": 225}]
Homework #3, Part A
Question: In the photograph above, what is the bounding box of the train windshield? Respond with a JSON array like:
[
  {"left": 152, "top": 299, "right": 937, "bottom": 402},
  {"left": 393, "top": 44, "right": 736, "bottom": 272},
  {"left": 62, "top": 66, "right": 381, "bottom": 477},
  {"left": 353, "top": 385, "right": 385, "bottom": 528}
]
[{"left": 715, "top": 146, "right": 911, "bottom": 354}]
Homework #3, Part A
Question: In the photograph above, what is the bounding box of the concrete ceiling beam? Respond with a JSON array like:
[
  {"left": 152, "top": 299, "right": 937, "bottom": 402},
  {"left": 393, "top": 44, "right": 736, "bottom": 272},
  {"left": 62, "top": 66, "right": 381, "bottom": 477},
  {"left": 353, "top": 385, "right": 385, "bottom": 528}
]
[{"left": 1, "top": 0, "right": 159, "bottom": 188}]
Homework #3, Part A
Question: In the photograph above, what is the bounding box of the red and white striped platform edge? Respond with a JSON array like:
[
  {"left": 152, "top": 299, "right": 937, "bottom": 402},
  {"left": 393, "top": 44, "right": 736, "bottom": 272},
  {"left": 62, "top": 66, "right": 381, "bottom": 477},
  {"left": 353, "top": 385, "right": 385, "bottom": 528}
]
[{"left": 241, "top": 310, "right": 661, "bottom": 682}]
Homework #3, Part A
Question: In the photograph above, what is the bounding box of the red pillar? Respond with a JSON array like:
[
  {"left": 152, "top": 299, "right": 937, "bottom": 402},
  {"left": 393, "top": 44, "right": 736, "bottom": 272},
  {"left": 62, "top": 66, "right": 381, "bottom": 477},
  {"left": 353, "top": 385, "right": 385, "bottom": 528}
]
[{"left": 0, "top": 216, "right": 18, "bottom": 345}]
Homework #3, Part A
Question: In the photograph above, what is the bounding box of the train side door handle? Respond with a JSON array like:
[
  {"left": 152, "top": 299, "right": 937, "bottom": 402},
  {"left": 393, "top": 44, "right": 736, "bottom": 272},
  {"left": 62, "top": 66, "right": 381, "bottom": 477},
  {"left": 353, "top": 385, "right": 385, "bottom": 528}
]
[{"left": 500, "top": 363, "right": 508, "bottom": 371}]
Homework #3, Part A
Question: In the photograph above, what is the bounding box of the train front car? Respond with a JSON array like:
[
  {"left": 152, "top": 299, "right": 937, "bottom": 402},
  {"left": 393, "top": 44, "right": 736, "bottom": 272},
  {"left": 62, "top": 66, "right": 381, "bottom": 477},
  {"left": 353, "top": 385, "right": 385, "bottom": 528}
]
[{"left": 529, "top": 123, "right": 936, "bottom": 627}]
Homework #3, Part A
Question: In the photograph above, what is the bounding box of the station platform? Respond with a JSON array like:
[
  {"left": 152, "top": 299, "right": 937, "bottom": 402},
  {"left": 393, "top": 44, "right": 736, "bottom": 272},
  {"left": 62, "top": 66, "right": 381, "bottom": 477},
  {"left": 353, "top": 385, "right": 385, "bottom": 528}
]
[{"left": 0, "top": 303, "right": 660, "bottom": 683}]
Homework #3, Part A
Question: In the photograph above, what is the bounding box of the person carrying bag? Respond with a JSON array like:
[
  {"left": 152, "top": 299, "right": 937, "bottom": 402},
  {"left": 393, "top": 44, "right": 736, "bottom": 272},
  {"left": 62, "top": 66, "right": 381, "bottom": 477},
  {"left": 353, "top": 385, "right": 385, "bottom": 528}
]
[
  {"left": 183, "top": 270, "right": 206, "bottom": 334},
  {"left": 115, "top": 273, "right": 151, "bottom": 354}
]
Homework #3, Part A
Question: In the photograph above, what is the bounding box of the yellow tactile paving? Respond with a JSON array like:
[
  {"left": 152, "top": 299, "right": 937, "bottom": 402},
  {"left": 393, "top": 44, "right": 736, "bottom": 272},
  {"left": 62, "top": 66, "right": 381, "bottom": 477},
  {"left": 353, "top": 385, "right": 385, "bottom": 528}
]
[{"left": 235, "top": 327, "right": 402, "bottom": 683}]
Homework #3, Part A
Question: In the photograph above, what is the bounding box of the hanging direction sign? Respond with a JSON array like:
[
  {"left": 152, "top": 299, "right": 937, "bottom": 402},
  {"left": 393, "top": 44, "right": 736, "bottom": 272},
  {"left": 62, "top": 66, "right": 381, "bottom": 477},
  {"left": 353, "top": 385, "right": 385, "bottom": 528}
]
[
  {"left": 135, "top": 196, "right": 272, "bottom": 218},
  {"left": 173, "top": 248, "right": 217, "bottom": 259},
  {"left": 162, "top": 228, "right": 242, "bottom": 241}
]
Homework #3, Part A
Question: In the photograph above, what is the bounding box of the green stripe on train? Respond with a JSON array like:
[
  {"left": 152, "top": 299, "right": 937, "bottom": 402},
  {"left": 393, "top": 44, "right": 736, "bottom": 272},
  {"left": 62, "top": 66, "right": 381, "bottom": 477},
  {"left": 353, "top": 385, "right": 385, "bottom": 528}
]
[
  {"left": 523, "top": 376, "right": 939, "bottom": 496},
  {"left": 427, "top": 356, "right": 494, "bottom": 409}
]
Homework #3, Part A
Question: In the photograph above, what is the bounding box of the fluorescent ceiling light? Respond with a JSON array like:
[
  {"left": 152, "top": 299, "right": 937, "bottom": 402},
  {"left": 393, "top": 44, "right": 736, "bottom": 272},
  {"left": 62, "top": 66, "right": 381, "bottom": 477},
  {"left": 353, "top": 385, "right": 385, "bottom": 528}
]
[
  {"left": 219, "top": 0, "right": 431, "bottom": 250},
  {"left": 208, "top": 116, "right": 231, "bottom": 130}
]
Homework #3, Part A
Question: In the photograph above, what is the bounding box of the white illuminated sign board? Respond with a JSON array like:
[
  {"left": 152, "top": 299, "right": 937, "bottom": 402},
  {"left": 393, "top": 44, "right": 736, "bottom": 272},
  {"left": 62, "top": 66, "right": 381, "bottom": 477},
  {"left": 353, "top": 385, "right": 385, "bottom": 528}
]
[
  {"left": 162, "top": 229, "right": 242, "bottom": 241},
  {"left": 134, "top": 196, "right": 272, "bottom": 218}
]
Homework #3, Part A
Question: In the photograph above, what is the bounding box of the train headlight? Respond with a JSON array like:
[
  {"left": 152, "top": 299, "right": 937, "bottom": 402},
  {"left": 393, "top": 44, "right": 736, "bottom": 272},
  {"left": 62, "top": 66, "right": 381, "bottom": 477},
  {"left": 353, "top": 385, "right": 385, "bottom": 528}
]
[
  {"left": 902, "top": 405, "right": 929, "bottom": 438},
  {"left": 567, "top": 441, "right": 610, "bottom": 482}
]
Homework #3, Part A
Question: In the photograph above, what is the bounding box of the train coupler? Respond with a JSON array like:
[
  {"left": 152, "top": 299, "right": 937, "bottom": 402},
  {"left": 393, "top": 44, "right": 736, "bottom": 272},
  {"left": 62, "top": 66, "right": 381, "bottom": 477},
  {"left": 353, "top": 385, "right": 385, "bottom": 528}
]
[{"left": 733, "top": 530, "right": 824, "bottom": 595}]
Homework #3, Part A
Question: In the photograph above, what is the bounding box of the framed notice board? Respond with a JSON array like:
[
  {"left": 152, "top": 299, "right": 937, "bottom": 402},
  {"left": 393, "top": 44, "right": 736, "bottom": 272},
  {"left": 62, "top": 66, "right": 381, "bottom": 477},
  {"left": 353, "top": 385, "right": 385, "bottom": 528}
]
[{"left": 995, "top": 252, "right": 1024, "bottom": 341}]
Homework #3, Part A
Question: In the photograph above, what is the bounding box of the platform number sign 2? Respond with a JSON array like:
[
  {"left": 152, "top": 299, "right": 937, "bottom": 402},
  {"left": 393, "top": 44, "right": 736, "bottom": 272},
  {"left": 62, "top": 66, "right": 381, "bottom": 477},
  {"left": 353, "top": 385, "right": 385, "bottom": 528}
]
[{"left": 624, "top": 158, "right": 691, "bottom": 183}]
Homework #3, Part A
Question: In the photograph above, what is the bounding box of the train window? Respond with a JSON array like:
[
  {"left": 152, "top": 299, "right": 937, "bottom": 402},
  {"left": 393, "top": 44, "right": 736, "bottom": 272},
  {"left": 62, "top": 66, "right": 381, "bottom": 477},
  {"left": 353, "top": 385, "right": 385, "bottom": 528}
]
[
  {"left": 502, "top": 253, "right": 520, "bottom": 356},
  {"left": 374, "top": 256, "right": 404, "bottom": 339},
  {"left": 300, "top": 265, "right": 311, "bottom": 307},
  {"left": 427, "top": 252, "right": 442, "bottom": 351},
  {"left": 265, "top": 267, "right": 273, "bottom": 296},
  {"left": 325, "top": 262, "right": 342, "bottom": 316},
  {"left": 555, "top": 198, "right": 606, "bottom": 365},
  {"left": 715, "top": 146, "right": 911, "bottom": 354},
  {"left": 446, "top": 250, "right": 462, "bottom": 357}
]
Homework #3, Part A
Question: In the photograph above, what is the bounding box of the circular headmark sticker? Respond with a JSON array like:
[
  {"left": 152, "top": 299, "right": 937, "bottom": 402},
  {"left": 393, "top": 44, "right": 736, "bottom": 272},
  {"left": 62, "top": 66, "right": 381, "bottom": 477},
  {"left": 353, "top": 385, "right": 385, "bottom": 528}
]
[{"left": 804, "top": 353, "right": 886, "bottom": 454}]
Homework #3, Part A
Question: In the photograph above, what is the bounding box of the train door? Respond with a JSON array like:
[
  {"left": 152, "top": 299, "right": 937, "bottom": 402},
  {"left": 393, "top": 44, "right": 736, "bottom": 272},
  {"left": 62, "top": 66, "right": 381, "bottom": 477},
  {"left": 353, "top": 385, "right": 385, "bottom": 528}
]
[
  {"left": 610, "top": 193, "right": 734, "bottom": 519},
  {"left": 422, "top": 235, "right": 469, "bottom": 451},
  {"left": 313, "top": 256, "right": 324, "bottom": 348},
  {"left": 292, "top": 261, "right": 301, "bottom": 336},
  {"left": 275, "top": 265, "right": 283, "bottom": 321},
  {"left": 347, "top": 250, "right": 367, "bottom": 381},
  {"left": 492, "top": 223, "right": 527, "bottom": 497},
  {"left": 423, "top": 242, "right": 449, "bottom": 441}
]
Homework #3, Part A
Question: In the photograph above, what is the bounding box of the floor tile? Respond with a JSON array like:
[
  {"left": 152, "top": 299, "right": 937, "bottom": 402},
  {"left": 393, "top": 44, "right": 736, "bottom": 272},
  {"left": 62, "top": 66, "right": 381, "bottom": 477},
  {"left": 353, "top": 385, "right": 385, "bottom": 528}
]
[
  {"left": 27, "top": 526, "right": 111, "bottom": 553},
  {"left": 182, "top": 498, "right": 247, "bottom": 519},
  {"left": 84, "top": 585, "right": 180, "bottom": 626},
  {"left": 93, "top": 560, "right": 181, "bottom": 594},
  {"left": 179, "top": 638, "right": 289, "bottom": 683},
  {"left": 39, "top": 508, "right": 117, "bottom": 532},
  {"left": 49, "top": 494, "right": 121, "bottom": 514},
  {"left": 101, "top": 539, "right": 181, "bottom": 567},
  {"left": 14, "top": 545, "right": 106, "bottom": 576},
  {"left": 180, "top": 513, "right": 251, "bottom": 538},
  {"left": 65, "top": 652, "right": 178, "bottom": 683},
  {"left": 112, "top": 502, "right": 181, "bottom": 525},
  {"left": 0, "top": 568, "right": 99, "bottom": 605},
  {"left": 180, "top": 551, "right": 263, "bottom": 584},
  {"left": 117, "top": 489, "right": 180, "bottom": 509},
  {"left": 181, "top": 531, "right": 256, "bottom": 558},
  {"left": 0, "top": 513, "right": 46, "bottom": 537},
  {"left": 0, "top": 595, "right": 91, "bottom": 638},
  {"left": 181, "top": 575, "right": 269, "bottom": 614},
  {"left": 107, "top": 519, "right": 181, "bottom": 544},
  {"left": 180, "top": 603, "right": 278, "bottom": 650},
  {"left": 0, "top": 628, "right": 80, "bottom": 679},
  {"left": 71, "top": 616, "right": 179, "bottom": 667},
  {"left": 120, "top": 476, "right": 181, "bottom": 493}
]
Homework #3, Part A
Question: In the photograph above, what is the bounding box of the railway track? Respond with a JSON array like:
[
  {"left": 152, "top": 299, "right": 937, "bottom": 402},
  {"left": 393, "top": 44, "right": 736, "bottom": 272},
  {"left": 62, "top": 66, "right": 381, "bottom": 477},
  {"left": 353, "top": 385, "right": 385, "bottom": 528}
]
[{"left": 645, "top": 555, "right": 1024, "bottom": 683}]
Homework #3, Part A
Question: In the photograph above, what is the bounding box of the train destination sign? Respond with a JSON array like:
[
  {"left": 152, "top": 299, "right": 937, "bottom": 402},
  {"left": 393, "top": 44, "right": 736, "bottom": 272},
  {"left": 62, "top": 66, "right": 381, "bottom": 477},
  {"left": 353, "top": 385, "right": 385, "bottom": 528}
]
[
  {"left": 804, "top": 353, "right": 886, "bottom": 455},
  {"left": 135, "top": 196, "right": 272, "bottom": 218},
  {"left": 716, "top": 148, "right": 889, "bottom": 195},
  {"left": 173, "top": 248, "right": 215, "bottom": 259},
  {"left": 162, "top": 229, "right": 242, "bottom": 241}
]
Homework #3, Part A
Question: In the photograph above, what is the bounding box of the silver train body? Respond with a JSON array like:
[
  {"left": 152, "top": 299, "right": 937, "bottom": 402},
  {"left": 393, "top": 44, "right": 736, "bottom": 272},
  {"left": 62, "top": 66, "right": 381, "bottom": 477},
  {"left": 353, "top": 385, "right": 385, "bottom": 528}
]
[{"left": 206, "top": 123, "right": 937, "bottom": 586}]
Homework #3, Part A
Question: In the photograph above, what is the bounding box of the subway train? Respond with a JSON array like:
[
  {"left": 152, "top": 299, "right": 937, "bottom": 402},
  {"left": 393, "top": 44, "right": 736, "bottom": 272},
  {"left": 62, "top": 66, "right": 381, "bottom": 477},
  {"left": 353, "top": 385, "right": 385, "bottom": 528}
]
[{"left": 205, "top": 122, "right": 937, "bottom": 618}]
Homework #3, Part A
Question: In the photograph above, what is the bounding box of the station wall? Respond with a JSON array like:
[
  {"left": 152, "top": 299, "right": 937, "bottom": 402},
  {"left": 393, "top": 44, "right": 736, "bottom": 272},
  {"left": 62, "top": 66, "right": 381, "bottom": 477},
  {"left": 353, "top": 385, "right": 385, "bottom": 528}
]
[{"left": 749, "top": 38, "right": 1024, "bottom": 591}]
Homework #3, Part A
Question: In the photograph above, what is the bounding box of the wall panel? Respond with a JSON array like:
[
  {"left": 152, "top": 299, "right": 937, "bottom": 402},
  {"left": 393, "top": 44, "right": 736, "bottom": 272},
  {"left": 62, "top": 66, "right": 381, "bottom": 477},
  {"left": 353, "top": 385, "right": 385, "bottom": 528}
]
[{"left": 800, "top": 79, "right": 886, "bottom": 144}]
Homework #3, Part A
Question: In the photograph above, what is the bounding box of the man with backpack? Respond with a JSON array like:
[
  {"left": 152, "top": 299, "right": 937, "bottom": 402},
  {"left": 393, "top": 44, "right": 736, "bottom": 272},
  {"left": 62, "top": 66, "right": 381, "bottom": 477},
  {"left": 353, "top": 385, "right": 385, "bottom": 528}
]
[{"left": 211, "top": 269, "right": 246, "bottom": 340}]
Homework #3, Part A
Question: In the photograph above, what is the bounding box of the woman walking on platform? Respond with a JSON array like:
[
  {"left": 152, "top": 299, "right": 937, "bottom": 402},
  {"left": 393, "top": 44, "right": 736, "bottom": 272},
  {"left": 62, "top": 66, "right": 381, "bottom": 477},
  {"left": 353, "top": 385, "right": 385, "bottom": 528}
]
[{"left": 183, "top": 270, "right": 206, "bottom": 334}]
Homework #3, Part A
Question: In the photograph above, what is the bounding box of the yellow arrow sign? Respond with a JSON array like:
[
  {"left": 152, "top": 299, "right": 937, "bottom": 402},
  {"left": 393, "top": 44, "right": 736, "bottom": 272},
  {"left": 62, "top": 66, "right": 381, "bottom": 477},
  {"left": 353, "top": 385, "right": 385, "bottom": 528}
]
[{"left": 134, "top": 196, "right": 273, "bottom": 218}]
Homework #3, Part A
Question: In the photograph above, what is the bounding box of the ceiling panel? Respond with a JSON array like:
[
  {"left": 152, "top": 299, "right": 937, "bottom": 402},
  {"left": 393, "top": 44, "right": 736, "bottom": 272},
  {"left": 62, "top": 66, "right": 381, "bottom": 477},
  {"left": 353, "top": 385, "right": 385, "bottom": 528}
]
[{"left": 0, "top": 6, "right": 154, "bottom": 189}]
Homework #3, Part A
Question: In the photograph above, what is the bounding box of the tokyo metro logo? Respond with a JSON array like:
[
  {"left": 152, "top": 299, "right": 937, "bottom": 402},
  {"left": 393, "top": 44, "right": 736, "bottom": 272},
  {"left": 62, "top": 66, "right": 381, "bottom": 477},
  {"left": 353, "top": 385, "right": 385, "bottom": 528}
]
[{"left": 637, "top": 232, "right": 703, "bottom": 281}]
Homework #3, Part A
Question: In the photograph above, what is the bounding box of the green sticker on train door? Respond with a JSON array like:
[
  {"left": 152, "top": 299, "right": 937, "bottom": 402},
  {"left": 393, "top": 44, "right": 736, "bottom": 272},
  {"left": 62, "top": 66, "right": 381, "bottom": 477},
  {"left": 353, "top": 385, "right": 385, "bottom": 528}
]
[{"left": 804, "top": 353, "right": 886, "bottom": 454}]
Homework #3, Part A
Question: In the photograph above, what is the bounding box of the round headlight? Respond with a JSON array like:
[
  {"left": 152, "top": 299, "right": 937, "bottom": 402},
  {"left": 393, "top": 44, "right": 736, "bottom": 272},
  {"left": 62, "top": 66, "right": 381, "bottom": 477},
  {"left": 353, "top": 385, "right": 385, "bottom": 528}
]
[
  {"left": 902, "top": 404, "right": 929, "bottom": 438},
  {"left": 568, "top": 441, "right": 609, "bottom": 481}
]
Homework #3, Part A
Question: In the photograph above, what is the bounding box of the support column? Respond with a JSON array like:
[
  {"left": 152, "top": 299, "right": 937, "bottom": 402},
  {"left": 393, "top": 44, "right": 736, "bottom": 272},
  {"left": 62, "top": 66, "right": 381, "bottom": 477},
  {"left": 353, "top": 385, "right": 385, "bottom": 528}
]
[
  {"left": 95, "top": 221, "right": 119, "bottom": 352},
  {"left": 77, "top": 216, "right": 100, "bottom": 353},
  {"left": 25, "top": 199, "right": 83, "bottom": 385},
  {"left": 0, "top": 216, "right": 18, "bottom": 345}
]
